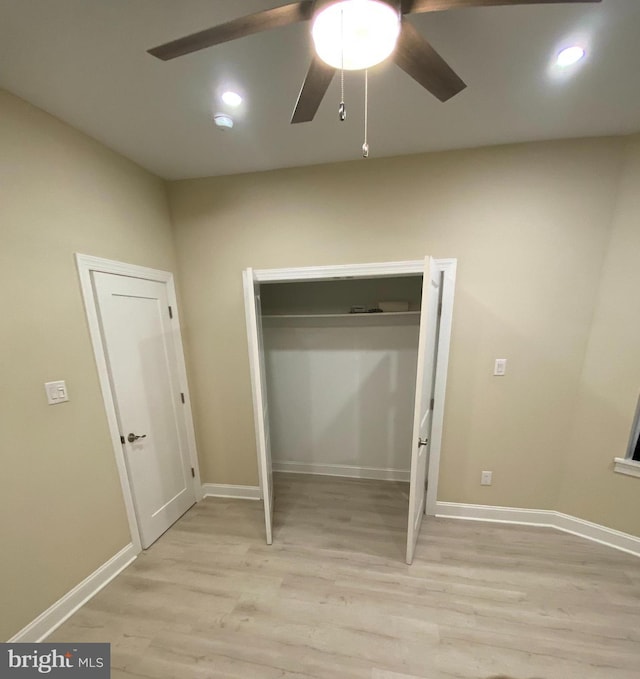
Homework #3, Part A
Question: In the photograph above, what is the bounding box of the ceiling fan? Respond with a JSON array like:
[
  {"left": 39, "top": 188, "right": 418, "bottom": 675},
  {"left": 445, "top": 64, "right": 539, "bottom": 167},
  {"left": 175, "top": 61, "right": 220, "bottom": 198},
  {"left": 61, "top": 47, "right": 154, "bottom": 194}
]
[{"left": 147, "top": 0, "right": 601, "bottom": 124}]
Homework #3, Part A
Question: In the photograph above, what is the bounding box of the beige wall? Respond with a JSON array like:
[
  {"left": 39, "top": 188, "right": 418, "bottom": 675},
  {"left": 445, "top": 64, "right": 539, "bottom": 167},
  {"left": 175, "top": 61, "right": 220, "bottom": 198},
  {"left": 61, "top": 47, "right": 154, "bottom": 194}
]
[
  {"left": 168, "top": 137, "right": 634, "bottom": 526},
  {"left": 557, "top": 135, "right": 640, "bottom": 536},
  {"left": 0, "top": 90, "right": 177, "bottom": 640}
]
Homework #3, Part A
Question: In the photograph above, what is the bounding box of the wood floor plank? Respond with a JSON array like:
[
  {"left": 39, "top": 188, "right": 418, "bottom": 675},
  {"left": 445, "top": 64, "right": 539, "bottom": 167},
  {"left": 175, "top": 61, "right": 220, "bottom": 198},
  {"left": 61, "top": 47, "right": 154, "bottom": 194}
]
[{"left": 48, "top": 473, "right": 640, "bottom": 679}]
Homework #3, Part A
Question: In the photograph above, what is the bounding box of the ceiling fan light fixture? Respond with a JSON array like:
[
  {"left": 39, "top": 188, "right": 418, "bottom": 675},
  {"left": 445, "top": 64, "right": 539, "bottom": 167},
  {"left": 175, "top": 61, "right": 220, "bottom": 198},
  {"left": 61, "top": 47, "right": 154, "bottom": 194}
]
[{"left": 312, "top": 0, "right": 400, "bottom": 71}]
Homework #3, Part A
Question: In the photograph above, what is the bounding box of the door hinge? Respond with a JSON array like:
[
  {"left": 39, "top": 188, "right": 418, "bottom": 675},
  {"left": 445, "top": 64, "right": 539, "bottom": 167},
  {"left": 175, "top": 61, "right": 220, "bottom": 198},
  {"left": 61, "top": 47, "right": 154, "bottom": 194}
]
[
  {"left": 191, "top": 467, "right": 195, "bottom": 478},
  {"left": 120, "top": 435, "right": 125, "bottom": 445},
  {"left": 168, "top": 305, "right": 173, "bottom": 319},
  {"left": 430, "top": 397, "right": 435, "bottom": 410},
  {"left": 180, "top": 392, "right": 185, "bottom": 404}
]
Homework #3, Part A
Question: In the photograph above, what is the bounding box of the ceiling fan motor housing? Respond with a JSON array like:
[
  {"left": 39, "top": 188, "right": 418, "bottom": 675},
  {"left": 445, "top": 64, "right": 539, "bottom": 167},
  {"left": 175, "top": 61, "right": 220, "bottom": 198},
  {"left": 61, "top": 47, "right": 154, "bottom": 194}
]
[{"left": 311, "top": 0, "right": 400, "bottom": 15}]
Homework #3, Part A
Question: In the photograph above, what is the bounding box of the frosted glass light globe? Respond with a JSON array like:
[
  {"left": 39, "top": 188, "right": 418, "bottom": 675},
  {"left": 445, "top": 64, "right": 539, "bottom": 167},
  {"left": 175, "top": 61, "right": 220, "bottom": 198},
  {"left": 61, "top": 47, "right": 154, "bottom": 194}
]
[{"left": 312, "top": 0, "right": 400, "bottom": 71}]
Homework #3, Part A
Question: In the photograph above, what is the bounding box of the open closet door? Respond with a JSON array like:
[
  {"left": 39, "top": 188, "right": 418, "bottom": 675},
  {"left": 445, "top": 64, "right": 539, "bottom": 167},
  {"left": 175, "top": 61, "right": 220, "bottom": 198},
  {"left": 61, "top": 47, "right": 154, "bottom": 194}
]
[
  {"left": 406, "top": 256, "right": 441, "bottom": 564},
  {"left": 243, "top": 268, "right": 274, "bottom": 545}
]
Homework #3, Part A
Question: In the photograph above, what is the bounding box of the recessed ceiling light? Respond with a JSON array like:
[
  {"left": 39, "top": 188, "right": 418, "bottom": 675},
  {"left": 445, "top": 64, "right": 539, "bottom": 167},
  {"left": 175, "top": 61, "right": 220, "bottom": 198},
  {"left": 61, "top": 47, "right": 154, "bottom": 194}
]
[
  {"left": 213, "top": 113, "right": 234, "bottom": 130},
  {"left": 221, "top": 91, "right": 243, "bottom": 107},
  {"left": 556, "top": 46, "right": 585, "bottom": 67}
]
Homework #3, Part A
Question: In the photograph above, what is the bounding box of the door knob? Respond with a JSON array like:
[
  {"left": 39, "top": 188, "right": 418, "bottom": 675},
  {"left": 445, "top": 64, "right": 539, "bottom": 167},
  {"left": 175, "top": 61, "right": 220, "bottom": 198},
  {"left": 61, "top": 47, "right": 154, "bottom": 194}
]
[{"left": 127, "top": 433, "right": 147, "bottom": 443}]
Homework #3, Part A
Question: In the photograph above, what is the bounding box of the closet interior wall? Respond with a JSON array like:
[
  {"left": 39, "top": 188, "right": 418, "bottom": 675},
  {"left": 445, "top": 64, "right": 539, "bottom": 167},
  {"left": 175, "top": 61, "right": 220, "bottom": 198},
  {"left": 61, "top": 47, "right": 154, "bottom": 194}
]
[{"left": 261, "top": 276, "right": 423, "bottom": 480}]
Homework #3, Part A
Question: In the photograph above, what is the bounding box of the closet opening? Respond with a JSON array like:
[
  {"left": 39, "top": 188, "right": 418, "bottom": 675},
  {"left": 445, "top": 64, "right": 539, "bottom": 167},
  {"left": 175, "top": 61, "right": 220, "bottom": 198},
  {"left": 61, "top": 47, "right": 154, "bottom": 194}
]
[{"left": 243, "top": 258, "right": 456, "bottom": 563}]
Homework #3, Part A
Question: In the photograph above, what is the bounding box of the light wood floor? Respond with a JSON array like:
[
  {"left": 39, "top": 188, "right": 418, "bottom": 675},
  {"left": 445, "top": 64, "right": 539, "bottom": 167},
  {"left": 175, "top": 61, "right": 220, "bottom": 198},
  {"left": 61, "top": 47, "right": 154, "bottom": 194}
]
[{"left": 48, "top": 474, "right": 640, "bottom": 679}]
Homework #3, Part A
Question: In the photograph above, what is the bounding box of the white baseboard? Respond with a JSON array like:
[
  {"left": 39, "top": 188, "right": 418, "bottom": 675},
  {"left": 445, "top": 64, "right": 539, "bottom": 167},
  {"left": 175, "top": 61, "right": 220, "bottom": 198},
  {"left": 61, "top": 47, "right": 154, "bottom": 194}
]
[
  {"left": 201, "top": 483, "right": 261, "bottom": 500},
  {"left": 552, "top": 511, "right": 640, "bottom": 557},
  {"left": 272, "top": 460, "right": 410, "bottom": 482},
  {"left": 434, "top": 501, "right": 553, "bottom": 526},
  {"left": 8, "top": 543, "right": 137, "bottom": 643},
  {"left": 435, "top": 502, "right": 640, "bottom": 558}
]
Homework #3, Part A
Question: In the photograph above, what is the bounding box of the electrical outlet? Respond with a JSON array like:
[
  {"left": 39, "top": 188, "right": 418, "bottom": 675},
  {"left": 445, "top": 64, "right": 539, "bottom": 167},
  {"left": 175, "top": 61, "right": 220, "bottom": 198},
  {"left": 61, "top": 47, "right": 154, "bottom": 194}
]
[{"left": 481, "top": 471, "right": 493, "bottom": 486}]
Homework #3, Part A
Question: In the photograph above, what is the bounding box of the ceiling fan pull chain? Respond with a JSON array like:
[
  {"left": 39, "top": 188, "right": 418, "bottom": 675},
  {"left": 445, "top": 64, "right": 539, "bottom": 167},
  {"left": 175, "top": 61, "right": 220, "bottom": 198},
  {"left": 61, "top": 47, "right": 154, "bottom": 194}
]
[
  {"left": 362, "top": 69, "right": 369, "bottom": 158},
  {"left": 339, "top": 8, "right": 346, "bottom": 122}
]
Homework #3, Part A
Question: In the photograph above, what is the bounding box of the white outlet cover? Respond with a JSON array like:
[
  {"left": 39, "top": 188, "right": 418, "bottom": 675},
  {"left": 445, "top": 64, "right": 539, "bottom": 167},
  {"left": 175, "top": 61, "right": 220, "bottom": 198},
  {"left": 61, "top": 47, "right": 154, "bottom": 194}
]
[{"left": 45, "top": 380, "right": 69, "bottom": 405}]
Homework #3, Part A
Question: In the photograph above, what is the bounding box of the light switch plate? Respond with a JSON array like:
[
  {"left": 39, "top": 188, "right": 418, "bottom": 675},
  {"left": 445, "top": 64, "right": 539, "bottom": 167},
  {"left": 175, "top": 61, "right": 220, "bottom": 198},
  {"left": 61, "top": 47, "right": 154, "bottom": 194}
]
[
  {"left": 494, "top": 358, "right": 507, "bottom": 376},
  {"left": 45, "top": 380, "right": 69, "bottom": 405}
]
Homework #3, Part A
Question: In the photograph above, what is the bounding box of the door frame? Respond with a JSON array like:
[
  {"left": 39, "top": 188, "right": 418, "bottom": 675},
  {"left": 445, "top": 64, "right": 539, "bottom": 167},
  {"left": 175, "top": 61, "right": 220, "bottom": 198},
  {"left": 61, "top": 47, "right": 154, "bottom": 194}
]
[
  {"left": 251, "top": 258, "right": 457, "bottom": 518},
  {"left": 75, "top": 253, "right": 202, "bottom": 553}
]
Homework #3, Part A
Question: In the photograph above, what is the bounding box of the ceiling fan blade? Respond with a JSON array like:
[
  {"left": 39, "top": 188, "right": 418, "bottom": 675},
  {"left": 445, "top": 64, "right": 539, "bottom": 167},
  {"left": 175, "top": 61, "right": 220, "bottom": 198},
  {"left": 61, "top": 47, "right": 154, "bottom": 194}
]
[
  {"left": 148, "top": 1, "right": 314, "bottom": 61},
  {"left": 291, "top": 57, "right": 336, "bottom": 123},
  {"left": 394, "top": 20, "right": 466, "bottom": 102},
  {"left": 402, "top": 0, "right": 601, "bottom": 14}
]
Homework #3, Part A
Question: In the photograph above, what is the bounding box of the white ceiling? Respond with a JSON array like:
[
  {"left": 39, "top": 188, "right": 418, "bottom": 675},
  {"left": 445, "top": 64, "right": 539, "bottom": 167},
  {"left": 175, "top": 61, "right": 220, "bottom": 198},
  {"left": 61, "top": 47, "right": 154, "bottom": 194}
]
[{"left": 1, "top": 0, "right": 638, "bottom": 180}]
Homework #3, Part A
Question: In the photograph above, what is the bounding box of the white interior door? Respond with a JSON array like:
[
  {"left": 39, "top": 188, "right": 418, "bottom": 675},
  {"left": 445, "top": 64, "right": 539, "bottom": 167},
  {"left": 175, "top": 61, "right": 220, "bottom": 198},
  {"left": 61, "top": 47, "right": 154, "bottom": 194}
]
[
  {"left": 243, "top": 268, "right": 274, "bottom": 545},
  {"left": 93, "top": 272, "right": 196, "bottom": 548},
  {"left": 406, "top": 257, "right": 441, "bottom": 564}
]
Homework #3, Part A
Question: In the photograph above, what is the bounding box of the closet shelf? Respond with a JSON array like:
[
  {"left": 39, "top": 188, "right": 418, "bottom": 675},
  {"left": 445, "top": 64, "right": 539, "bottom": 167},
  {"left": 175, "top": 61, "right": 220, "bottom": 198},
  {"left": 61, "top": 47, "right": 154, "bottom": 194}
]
[{"left": 262, "top": 311, "right": 420, "bottom": 327}]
